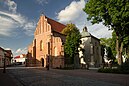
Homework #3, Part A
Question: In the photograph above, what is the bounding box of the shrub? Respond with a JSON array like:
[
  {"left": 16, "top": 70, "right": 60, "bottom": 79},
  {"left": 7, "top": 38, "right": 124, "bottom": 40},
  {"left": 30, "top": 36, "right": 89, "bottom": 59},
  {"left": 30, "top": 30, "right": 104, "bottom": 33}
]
[
  {"left": 118, "top": 59, "right": 129, "bottom": 74},
  {"left": 98, "top": 68, "right": 118, "bottom": 73},
  {"left": 119, "top": 59, "right": 129, "bottom": 70},
  {"left": 98, "top": 60, "right": 129, "bottom": 74}
]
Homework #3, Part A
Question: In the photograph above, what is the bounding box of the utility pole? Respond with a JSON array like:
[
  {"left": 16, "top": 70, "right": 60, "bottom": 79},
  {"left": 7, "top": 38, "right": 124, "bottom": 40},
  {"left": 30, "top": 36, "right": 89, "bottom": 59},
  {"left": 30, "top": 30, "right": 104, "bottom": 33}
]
[
  {"left": 3, "top": 52, "right": 6, "bottom": 73},
  {"left": 47, "top": 55, "right": 49, "bottom": 70},
  {"left": 47, "top": 42, "right": 50, "bottom": 70}
]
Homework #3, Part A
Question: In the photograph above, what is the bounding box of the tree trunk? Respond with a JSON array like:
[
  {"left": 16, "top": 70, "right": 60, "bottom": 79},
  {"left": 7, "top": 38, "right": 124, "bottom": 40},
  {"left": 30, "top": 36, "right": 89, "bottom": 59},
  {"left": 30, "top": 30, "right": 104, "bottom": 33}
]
[{"left": 116, "top": 36, "right": 123, "bottom": 65}]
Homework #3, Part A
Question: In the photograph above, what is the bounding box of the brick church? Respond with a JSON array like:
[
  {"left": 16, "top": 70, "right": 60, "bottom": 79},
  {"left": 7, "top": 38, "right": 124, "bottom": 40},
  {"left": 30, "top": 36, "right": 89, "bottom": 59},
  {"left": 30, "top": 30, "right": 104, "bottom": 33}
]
[{"left": 27, "top": 14, "right": 66, "bottom": 68}]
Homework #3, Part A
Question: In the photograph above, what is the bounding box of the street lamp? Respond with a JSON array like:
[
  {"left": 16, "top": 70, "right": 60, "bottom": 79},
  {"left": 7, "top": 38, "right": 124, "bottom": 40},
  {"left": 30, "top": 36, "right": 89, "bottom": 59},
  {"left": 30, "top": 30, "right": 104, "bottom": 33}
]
[
  {"left": 3, "top": 51, "right": 6, "bottom": 73},
  {"left": 25, "top": 57, "right": 28, "bottom": 67},
  {"left": 46, "top": 54, "right": 49, "bottom": 70},
  {"left": 46, "top": 34, "right": 53, "bottom": 70},
  {"left": 46, "top": 38, "right": 50, "bottom": 70}
]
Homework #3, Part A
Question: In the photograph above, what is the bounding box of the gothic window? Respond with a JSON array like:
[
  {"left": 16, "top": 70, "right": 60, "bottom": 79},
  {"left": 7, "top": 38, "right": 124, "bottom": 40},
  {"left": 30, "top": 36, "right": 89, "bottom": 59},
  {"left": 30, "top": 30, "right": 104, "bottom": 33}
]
[
  {"left": 57, "top": 38, "right": 58, "bottom": 42},
  {"left": 40, "top": 40, "right": 43, "bottom": 51},
  {"left": 59, "top": 38, "right": 60, "bottom": 42},
  {"left": 35, "top": 30, "right": 37, "bottom": 35},
  {"left": 95, "top": 42, "right": 97, "bottom": 46},
  {"left": 61, "top": 45, "right": 64, "bottom": 52},
  {"left": 53, "top": 37, "right": 54, "bottom": 43},
  {"left": 47, "top": 25, "right": 49, "bottom": 31},
  {"left": 45, "top": 22, "right": 47, "bottom": 32},
  {"left": 42, "top": 22, "right": 44, "bottom": 32},
  {"left": 44, "top": 22, "right": 46, "bottom": 32},
  {"left": 46, "top": 24, "right": 48, "bottom": 32},
  {"left": 90, "top": 44, "right": 94, "bottom": 54},
  {"left": 34, "top": 39, "right": 36, "bottom": 46},
  {"left": 39, "top": 27, "right": 41, "bottom": 34},
  {"left": 54, "top": 47, "right": 58, "bottom": 56}
]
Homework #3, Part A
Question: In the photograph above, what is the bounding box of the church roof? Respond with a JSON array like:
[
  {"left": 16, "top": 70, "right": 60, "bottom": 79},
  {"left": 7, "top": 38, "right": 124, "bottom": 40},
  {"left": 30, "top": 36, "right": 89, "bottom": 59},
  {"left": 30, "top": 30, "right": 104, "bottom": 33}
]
[
  {"left": 0, "top": 47, "right": 4, "bottom": 51},
  {"left": 81, "top": 31, "right": 91, "bottom": 37},
  {"left": 45, "top": 16, "right": 66, "bottom": 33},
  {"left": 81, "top": 26, "right": 100, "bottom": 40},
  {"left": 5, "top": 50, "right": 12, "bottom": 54}
]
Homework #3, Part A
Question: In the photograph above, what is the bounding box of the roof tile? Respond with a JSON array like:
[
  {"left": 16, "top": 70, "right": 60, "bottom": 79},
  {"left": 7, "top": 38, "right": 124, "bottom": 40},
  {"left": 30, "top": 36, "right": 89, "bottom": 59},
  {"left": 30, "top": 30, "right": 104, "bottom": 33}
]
[{"left": 45, "top": 16, "right": 66, "bottom": 33}]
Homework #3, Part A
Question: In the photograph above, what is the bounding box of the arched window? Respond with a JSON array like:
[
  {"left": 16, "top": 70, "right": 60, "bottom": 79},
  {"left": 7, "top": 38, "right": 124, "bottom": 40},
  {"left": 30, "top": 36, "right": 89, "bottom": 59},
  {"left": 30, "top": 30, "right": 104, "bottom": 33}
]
[
  {"left": 40, "top": 40, "right": 43, "bottom": 51},
  {"left": 54, "top": 47, "right": 58, "bottom": 56}
]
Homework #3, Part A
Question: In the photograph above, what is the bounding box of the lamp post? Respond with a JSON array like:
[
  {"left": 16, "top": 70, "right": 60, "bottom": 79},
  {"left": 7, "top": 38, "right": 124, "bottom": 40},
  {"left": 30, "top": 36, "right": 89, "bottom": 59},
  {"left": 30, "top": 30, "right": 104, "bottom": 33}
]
[
  {"left": 3, "top": 52, "right": 6, "bottom": 73},
  {"left": 25, "top": 57, "right": 28, "bottom": 67},
  {"left": 46, "top": 54, "right": 49, "bottom": 70},
  {"left": 47, "top": 34, "right": 52, "bottom": 70},
  {"left": 47, "top": 42, "right": 50, "bottom": 70}
]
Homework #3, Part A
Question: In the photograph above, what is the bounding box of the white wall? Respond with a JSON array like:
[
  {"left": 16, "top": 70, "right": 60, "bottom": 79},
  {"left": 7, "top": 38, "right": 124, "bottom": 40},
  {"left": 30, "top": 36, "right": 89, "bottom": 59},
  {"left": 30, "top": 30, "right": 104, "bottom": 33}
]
[{"left": 0, "top": 50, "right": 4, "bottom": 67}]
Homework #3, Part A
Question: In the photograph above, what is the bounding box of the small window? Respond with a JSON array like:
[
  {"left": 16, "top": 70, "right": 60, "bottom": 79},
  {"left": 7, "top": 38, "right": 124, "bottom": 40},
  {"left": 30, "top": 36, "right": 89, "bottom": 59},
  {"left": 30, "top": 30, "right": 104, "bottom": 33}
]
[
  {"left": 48, "top": 25, "right": 50, "bottom": 31},
  {"left": 40, "top": 40, "right": 43, "bottom": 51},
  {"left": 95, "top": 42, "right": 97, "bottom": 46},
  {"left": 61, "top": 45, "right": 64, "bottom": 52},
  {"left": 90, "top": 44, "right": 94, "bottom": 54},
  {"left": 59, "top": 38, "right": 60, "bottom": 42},
  {"left": 55, "top": 47, "right": 58, "bottom": 56}
]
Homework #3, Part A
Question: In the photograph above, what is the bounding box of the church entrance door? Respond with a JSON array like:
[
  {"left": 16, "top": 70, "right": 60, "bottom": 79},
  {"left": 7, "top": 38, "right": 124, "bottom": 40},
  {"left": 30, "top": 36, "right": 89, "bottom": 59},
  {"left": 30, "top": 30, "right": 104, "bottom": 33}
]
[{"left": 41, "top": 58, "right": 44, "bottom": 67}]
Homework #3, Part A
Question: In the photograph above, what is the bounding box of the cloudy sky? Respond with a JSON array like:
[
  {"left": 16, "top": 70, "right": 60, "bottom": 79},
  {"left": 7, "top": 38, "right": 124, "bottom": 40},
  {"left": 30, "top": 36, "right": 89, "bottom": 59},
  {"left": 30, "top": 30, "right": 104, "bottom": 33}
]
[{"left": 0, "top": 0, "right": 112, "bottom": 56}]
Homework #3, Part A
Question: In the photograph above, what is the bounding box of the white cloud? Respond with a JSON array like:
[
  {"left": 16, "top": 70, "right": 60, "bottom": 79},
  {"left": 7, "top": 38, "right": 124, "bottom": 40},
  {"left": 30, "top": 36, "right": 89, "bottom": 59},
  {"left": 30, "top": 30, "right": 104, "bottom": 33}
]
[
  {"left": 15, "top": 47, "right": 27, "bottom": 56},
  {"left": 57, "top": 0, "right": 86, "bottom": 28},
  {"left": 57, "top": 0, "right": 112, "bottom": 38},
  {"left": 36, "top": 0, "right": 48, "bottom": 5},
  {"left": 23, "top": 21, "right": 36, "bottom": 36},
  {"left": 87, "top": 23, "right": 113, "bottom": 38},
  {"left": 0, "top": 11, "right": 36, "bottom": 37},
  {"left": 0, "top": 0, "right": 36, "bottom": 37},
  {"left": 15, "top": 48, "right": 22, "bottom": 53},
  {"left": 0, "top": 46, "right": 27, "bottom": 57},
  {"left": 5, "top": 0, "right": 17, "bottom": 13},
  {"left": 4, "top": 47, "right": 11, "bottom": 50}
]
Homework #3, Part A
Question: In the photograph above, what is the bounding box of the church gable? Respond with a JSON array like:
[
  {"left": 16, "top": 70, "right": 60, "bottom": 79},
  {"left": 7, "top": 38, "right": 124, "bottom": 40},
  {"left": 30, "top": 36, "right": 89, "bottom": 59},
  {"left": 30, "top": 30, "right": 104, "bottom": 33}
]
[
  {"left": 34, "top": 15, "right": 66, "bottom": 36},
  {"left": 34, "top": 15, "right": 51, "bottom": 36}
]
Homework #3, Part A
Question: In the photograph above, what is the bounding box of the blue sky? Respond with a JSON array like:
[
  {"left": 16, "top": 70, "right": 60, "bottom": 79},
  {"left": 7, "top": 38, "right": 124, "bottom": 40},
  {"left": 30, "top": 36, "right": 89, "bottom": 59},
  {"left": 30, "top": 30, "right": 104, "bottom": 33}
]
[{"left": 0, "top": 0, "right": 112, "bottom": 56}]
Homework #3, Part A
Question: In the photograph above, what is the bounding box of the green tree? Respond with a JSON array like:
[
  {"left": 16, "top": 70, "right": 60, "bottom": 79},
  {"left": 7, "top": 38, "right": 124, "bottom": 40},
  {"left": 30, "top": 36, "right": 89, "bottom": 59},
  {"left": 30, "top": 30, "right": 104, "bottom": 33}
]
[
  {"left": 62, "top": 23, "right": 81, "bottom": 64},
  {"left": 123, "top": 35, "right": 129, "bottom": 59},
  {"left": 84, "top": 0, "right": 129, "bottom": 65},
  {"left": 100, "top": 38, "right": 116, "bottom": 62},
  {"left": 106, "top": 46, "right": 115, "bottom": 61},
  {"left": 62, "top": 23, "right": 75, "bottom": 35},
  {"left": 110, "top": 31, "right": 117, "bottom": 57},
  {"left": 100, "top": 44, "right": 106, "bottom": 67},
  {"left": 110, "top": 31, "right": 129, "bottom": 61}
]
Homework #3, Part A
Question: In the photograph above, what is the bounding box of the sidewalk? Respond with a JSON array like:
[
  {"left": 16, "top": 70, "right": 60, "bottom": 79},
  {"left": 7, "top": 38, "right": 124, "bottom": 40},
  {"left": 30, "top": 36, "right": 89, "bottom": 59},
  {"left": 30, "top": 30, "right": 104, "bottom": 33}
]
[{"left": 0, "top": 69, "right": 17, "bottom": 86}]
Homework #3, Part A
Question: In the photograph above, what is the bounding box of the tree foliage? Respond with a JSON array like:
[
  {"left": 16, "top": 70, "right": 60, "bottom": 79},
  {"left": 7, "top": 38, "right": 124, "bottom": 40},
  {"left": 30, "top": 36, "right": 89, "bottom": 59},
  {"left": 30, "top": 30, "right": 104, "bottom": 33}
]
[
  {"left": 62, "top": 23, "right": 81, "bottom": 64},
  {"left": 112, "top": 31, "right": 129, "bottom": 59},
  {"left": 100, "top": 38, "right": 116, "bottom": 62},
  {"left": 111, "top": 31, "right": 117, "bottom": 56},
  {"left": 123, "top": 36, "right": 129, "bottom": 58},
  {"left": 84, "top": 0, "right": 129, "bottom": 35},
  {"left": 62, "top": 23, "right": 76, "bottom": 35},
  {"left": 84, "top": 0, "right": 129, "bottom": 65}
]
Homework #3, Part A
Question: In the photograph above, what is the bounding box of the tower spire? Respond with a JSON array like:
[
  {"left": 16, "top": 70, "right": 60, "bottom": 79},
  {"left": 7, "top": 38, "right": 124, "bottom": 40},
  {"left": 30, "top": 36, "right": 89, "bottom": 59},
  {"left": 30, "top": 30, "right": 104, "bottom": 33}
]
[
  {"left": 41, "top": 12, "right": 44, "bottom": 16},
  {"left": 83, "top": 26, "right": 88, "bottom": 32},
  {"left": 40, "top": 9, "right": 45, "bottom": 16}
]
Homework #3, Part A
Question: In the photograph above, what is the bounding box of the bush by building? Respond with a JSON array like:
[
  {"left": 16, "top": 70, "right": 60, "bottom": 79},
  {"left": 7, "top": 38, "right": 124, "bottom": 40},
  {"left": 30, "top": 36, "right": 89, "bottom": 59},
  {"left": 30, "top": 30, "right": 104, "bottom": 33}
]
[{"left": 98, "top": 59, "right": 129, "bottom": 74}]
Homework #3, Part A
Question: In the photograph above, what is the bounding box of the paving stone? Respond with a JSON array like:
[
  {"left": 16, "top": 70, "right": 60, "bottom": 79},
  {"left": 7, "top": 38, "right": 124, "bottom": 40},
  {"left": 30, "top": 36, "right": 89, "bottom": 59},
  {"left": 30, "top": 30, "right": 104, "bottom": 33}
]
[{"left": 8, "top": 68, "right": 122, "bottom": 86}]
